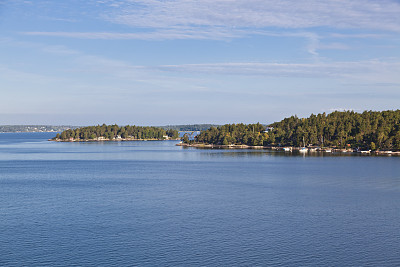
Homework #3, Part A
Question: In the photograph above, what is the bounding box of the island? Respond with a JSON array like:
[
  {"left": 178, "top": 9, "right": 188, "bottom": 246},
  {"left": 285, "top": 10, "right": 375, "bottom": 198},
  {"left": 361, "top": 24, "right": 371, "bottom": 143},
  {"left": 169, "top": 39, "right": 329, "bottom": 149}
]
[
  {"left": 179, "top": 110, "right": 400, "bottom": 153},
  {"left": 51, "top": 124, "right": 179, "bottom": 142}
]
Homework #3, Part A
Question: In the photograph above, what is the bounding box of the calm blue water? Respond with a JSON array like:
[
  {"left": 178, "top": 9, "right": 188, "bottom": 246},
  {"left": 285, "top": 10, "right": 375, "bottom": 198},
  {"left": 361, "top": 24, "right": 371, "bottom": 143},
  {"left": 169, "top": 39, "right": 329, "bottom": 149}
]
[{"left": 1, "top": 133, "right": 400, "bottom": 266}]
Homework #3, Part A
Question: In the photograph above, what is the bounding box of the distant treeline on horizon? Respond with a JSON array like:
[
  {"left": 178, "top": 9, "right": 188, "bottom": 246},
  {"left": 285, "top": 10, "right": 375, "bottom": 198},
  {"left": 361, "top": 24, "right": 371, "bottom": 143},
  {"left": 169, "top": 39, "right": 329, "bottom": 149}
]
[
  {"left": 0, "top": 125, "right": 74, "bottom": 133},
  {"left": 161, "top": 124, "right": 221, "bottom": 131}
]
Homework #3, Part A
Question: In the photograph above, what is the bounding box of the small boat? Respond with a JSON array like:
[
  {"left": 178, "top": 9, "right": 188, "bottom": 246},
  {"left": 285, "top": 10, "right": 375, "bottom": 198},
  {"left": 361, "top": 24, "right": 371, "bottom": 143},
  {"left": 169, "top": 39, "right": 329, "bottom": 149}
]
[
  {"left": 299, "top": 147, "right": 308, "bottom": 153},
  {"left": 283, "top": 147, "right": 292, "bottom": 152},
  {"left": 299, "top": 137, "right": 307, "bottom": 152},
  {"left": 324, "top": 149, "right": 332, "bottom": 153}
]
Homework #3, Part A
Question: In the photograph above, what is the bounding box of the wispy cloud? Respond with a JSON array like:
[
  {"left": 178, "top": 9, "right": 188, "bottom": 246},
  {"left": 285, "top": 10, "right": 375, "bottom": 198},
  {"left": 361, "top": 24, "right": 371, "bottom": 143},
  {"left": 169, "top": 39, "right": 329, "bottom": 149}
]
[
  {"left": 18, "top": 0, "right": 400, "bottom": 62},
  {"left": 22, "top": 27, "right": 243, "bottom": 40},
  {"left": 16, "top": 29, "right": 358, "bottom": 60},
  {"left": 4, "top": 36, "right": 400, "bottom": 87},
  {"left": 154, "top": 60, "right": 400, "bottom": 82},
  {"left": 20, "top": 0, "right": 400, "bottom": 42},
  {"left": 101, "top": 0, "right": 400, "bottom": 32},
  {"left": 70, "top": 57, "right": 400, "bottom": 90}
]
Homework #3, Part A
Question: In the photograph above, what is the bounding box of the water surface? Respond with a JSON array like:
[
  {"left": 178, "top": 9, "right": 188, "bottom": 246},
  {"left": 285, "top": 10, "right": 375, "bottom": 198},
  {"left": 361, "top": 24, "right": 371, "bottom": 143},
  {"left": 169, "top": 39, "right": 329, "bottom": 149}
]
[{"left": 1, "top": 133, "right": 399, "bottom": 266}]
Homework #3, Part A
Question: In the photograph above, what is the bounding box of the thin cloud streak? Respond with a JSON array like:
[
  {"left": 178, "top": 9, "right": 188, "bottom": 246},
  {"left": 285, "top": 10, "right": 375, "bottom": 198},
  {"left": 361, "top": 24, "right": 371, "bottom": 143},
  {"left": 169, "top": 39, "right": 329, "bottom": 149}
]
[
  {"left": 22, "top": 28, "right": 242, "bottom": 40},
  {"left": 156, "top": 61, "right": 400, "bottom": 81},
  {"left": 20, "top": 29, "right": 394, "bottom": 42}
]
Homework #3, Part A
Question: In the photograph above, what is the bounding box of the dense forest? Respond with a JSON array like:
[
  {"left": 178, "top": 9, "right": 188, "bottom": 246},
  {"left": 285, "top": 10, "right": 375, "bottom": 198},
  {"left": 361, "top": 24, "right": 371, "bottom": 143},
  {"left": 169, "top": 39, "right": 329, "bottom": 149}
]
[
  {"left": 188, "top": 123, "right": 268, "bottom": 146},
  {"left": 185, "top": 110, "right": 400, "bottom": 150},
  {"left": 53, "top": 124, "right": 179, "bottom": 141}
]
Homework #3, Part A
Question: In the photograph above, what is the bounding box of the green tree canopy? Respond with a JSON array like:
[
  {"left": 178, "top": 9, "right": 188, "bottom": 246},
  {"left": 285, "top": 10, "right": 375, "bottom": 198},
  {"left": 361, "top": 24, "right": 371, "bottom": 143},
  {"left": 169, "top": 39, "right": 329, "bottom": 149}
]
[{"left": 53, "top": 125, "right": 179, "bottom": 142}]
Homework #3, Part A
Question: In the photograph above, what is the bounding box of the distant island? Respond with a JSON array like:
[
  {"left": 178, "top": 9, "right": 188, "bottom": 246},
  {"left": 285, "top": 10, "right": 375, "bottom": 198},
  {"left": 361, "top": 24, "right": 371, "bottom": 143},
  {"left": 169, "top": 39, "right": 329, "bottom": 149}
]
[
  {"left": 180, "top": 110, "right": 400, "bottom": 152},
  {"left": 51, "top": 124, "right": 179, "bottom": 142},
  {"left": 161, "top": 124, "right": 220, "bottom": 131},
  {"left": 0, "top": 125, "right": 75, "bottom": 133}
]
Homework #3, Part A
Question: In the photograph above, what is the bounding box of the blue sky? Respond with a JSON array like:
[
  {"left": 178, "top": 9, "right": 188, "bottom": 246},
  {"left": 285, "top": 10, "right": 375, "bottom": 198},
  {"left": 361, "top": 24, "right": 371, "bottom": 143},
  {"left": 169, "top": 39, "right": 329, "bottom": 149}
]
[{"left": 1, "top": 0, "right": 399, "bottom": 126}]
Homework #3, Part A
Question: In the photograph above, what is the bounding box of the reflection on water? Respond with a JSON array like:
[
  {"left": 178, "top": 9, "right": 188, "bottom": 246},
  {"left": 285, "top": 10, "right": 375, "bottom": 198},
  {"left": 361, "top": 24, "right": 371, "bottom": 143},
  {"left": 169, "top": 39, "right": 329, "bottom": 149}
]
[{"left": 0, "top": 133, "right": 397, "bottom": 161}]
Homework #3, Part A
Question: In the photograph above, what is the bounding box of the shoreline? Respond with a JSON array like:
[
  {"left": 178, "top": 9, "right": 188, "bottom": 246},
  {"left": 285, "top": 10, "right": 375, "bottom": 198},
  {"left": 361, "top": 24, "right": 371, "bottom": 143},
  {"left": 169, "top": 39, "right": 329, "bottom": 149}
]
[
  {"left": 176, "top": 143, "right": 400, "bottom": 155},
  {"left": 50, "top": 138, "right": 181, "bottom": 142},
  {"left": 176, "top": 143, "right": 262, "bottom": 149}
]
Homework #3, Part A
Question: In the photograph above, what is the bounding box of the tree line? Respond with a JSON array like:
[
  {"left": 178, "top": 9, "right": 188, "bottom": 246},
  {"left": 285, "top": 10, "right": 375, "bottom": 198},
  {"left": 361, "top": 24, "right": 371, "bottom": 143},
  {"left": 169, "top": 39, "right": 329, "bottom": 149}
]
[
  {"left": 187, "top": 123, "right": 268, "bottom": 146},
  {"left": 269, "top": 110, "right": 400, "bottom": 150},
  {"left": 184, "top": 110, "right": 400, "bottom": 150},
  {"left": 54, "top": 124, "right": 179, "bottom": 141}
]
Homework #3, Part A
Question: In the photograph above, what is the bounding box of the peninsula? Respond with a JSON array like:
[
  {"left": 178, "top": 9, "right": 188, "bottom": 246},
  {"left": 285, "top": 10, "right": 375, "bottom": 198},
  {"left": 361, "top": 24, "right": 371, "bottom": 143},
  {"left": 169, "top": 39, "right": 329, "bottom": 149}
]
[{"left": 180, "top": 110, "right": 400, "bottom": 152}]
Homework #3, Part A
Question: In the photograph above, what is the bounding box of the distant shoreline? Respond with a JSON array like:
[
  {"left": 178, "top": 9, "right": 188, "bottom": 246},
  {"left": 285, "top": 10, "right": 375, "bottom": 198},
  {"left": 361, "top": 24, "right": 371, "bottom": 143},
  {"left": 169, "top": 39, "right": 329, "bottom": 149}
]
[
  {"left": 50, "top": 137, "right": 181, "bottom": 142},
  {"left": 1, "top": 131, "right": 61, "bottom": 133},
  {"left": 0, "top": 125, "right": 74, "bottom": 133}
]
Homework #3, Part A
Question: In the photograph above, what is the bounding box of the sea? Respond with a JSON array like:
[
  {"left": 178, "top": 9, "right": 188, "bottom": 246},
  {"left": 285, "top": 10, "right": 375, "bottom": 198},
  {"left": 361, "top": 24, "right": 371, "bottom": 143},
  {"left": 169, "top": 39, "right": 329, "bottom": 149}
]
[{"left": 1, "top": 132, "right": 400, "bottom": 266}]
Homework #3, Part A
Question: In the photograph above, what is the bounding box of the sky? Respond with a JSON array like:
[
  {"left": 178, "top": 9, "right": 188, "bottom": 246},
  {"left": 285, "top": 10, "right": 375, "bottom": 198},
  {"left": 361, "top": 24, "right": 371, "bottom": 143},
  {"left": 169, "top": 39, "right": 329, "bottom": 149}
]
[{"left": 0, "top": 0, "right": 399, "bottom": 126}]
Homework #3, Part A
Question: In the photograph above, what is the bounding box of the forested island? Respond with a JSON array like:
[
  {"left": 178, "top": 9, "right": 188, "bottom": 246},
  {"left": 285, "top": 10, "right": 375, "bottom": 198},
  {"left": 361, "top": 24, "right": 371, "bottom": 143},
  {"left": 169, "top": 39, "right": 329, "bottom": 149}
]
[
  {"left": 181, "top": 110, "right": 400, "bottom": 151},
  {"left": 52, "top": 124, "right": 179, "bottom": 141}
]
